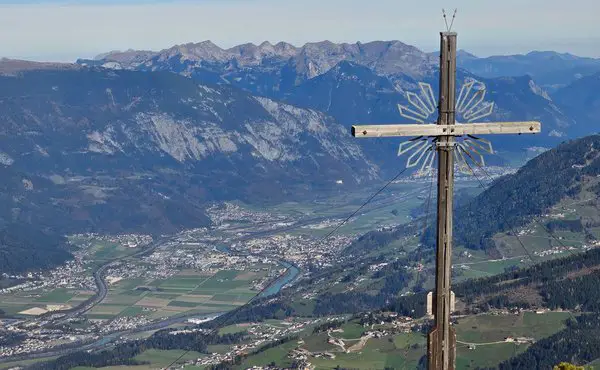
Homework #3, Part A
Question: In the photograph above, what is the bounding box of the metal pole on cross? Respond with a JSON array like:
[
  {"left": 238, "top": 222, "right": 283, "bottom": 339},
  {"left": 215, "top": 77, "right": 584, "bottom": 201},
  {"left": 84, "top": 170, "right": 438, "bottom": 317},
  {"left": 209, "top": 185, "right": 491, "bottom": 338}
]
[{"left": 351, "top": 31, "right": 541, "bottom": 370}]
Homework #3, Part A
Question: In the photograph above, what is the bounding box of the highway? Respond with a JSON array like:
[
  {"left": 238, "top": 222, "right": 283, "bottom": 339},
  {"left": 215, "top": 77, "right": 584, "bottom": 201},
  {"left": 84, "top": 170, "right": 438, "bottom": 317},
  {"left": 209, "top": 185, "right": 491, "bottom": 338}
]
[
  {"left": 0, "top": 311, "right": 223, "bottom": 365},
  {"left": 42, "top": 236, "right": 173, "bottom": 324}
]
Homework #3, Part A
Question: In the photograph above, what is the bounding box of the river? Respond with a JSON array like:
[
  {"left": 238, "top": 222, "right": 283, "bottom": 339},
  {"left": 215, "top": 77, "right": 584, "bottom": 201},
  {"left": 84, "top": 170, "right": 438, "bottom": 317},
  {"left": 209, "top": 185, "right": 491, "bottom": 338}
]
[
  {"left": 257, "top": 261, "right": 300, "bottom": 298},
  {"left": 216, "top": 244, "right": 301, "bottom": 298}
]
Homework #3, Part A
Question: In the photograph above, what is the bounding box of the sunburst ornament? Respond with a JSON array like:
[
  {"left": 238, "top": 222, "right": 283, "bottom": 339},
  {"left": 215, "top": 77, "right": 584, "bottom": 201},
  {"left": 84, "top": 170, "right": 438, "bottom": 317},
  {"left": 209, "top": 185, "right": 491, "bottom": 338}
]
[{"left": 397, "top": 78, "right": 495, "bottom": 176}]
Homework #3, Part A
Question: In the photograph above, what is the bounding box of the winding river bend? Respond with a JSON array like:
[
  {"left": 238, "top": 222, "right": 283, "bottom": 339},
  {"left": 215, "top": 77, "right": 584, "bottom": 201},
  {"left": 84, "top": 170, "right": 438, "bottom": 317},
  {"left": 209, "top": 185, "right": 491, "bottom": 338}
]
[
  {"left": 257, "top": 261, "right": 300, "bottom": 298},
  {"left": 216, "top": 244, "right": 301, "bottom": 299}
]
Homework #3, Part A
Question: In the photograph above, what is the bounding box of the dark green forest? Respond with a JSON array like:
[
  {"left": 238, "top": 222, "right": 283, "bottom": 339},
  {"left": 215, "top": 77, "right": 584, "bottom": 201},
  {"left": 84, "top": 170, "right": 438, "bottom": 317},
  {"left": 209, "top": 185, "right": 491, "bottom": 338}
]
[{"left": 0, "top": 223, "right": 71, "bottom": 275}]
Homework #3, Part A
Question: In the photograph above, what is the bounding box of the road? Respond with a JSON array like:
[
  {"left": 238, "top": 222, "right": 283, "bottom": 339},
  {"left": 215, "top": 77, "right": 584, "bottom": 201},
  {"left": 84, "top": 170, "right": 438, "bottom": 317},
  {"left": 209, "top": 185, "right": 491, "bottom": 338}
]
[
  {"left": 228, "top": 185, "right": 428, "bottom": 241},
  {"left": 42, "top": 236, "right": 174, "bottom": 323},
  {"left": 0, "top": 311, "right": 224, "bottom": 365},
  {"left": 457, "top": 340, "right": 510, "bottom": 347}
]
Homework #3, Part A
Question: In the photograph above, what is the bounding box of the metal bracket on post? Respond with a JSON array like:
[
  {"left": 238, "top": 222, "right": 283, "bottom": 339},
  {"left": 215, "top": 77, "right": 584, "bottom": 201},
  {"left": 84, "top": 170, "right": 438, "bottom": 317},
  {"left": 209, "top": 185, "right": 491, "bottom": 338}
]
[{"left": 436, "top": 141, "right": 457, "bottom": 149}]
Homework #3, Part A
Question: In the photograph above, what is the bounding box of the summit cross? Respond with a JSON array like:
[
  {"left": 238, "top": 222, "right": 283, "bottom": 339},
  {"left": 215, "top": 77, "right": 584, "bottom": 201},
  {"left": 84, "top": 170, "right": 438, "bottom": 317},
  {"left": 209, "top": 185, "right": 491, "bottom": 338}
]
[{"left": 351, "top": 32, "right": 541, "bottom": 370}]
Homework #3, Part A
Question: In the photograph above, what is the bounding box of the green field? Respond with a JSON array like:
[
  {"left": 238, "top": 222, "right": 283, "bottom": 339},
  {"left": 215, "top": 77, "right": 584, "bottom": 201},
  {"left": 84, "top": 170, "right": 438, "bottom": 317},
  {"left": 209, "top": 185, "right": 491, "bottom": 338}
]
[
  {"left": 79, "top": 268, "right": 268, "bottom": 321},
  {"left": 310, "top": 342, "right": 388, "bottom": 369},
  {"left": 219, "top": 324, "right": 250, "bottom": 335},
  {"left": 457, "top": 342, "right": 527, "bottom": 369},
  {"left": 452, "top": 311, "right": 572, "bottom": 368},
  {"left": 90, "top": 241, "right": 135, "bottom": 261},
  {"left": 69, "top": 349, "right": 203, "bottom": 370},
  {"left": 330, "top": 322, "right": 365, "bottom": 340},
  {"left": 236, "top": 340, "right": 298, "bottom": 369},
  {"left": 302, "top": 332, "right": 336, "bottom": 352},
  {"left": 168, "top": 300, "right": 200, "bottom": 308},
  {"left": 301, "top": 332, "right": 425, "bottom": 370},
  {"left": 455, "top": 312, "right": 570, "bottom": 344},
  {"left": 0, "top": 265, "right": 267, "bottom": 322},
  {"left": 134, "top": 349, "right": 203, "bottom": 367},
  {"left": 88, "top": 304, "right": 128, "bottom": 316},
  {"left": 113, "top": 278, "right": 147, "bottom": 291},
  {"left": 35, "top": 288, "right": 75, "bottom": 303},
  {"left": 0, "top": 287, "right": 93, "bottom": 317},
  {"left": 229, "top": 319, "right": 427, "bottom": 370},
  {"left": 118, "top": 306, "right": 145, "bottom": 317},
  {"left": 160, "top": 276, "right": 209, "bottom": 290},
  {"left": 0, "top": 356, "right": 59, "bottom": 370}
]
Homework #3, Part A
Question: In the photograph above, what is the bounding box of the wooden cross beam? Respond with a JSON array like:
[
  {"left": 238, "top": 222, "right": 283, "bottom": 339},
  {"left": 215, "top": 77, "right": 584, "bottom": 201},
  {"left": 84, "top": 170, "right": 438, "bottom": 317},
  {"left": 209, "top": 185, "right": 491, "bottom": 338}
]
[
  {"left": 352, "top": 121, "right": 540, "bottom": 138},
  {"left": 350, "top": 32, "right": 540, "bottom": 370}
]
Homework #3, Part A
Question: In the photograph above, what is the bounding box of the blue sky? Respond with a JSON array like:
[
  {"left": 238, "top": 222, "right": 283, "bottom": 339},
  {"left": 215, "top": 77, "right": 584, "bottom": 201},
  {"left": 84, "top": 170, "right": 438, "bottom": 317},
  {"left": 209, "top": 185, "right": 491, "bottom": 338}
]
[{"left": 1, "top": 0, "right": 598, "bottom": 62}]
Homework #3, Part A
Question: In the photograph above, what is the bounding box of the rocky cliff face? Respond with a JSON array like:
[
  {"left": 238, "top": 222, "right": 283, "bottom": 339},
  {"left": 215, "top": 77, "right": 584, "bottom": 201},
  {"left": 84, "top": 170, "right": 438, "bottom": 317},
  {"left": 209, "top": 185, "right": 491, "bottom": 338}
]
[{"left": 0, "top": 65, "right": 377, "bottom": 235}]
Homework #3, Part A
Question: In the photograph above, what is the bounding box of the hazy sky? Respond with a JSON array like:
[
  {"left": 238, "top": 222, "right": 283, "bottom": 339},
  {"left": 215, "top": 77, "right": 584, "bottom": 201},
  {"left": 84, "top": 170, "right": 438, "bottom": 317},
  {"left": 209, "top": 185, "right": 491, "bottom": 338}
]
[{"left": 1, "top": 0, "right": 598, "bottom": 62}]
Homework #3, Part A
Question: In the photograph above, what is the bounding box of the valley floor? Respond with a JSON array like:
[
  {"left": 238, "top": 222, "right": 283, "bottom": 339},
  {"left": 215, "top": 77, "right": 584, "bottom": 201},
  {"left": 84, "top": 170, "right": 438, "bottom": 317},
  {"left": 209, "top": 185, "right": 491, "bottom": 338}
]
[{"left": 2, "top": 175, "right": 600, "bottom": 369}]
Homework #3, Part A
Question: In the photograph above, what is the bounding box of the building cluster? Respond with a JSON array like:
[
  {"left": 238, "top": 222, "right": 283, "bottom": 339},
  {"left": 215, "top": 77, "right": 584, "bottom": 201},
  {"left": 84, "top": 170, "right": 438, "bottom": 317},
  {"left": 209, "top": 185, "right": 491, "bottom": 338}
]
[
  {"left": 503, "top": 336, "right": 535, "bottom": 344},
  {"left": 0, "top": 324, "right": 93, "bottom": 358},
  {"left": 0, "top": 202, "right": 368, "bottom": 363},
  {"left": 534, "top": 245, "right": 578, "bottom": 257},
  {"left": 205, "top": 202, "right": 289, "bottom": 226},
  {"left": 191, "top": 317, "right": 345, "bottom": 368},
  {"left": 0, "top": 260, "right": 94, "bottom": 295},
  {"left": 301, "top": 219, "right": 342, "bottom": 230},
  {"left": 69, "top": 233, "right": 153, "bottom": 249},
  {"left": 359, "top": 312, "right": 416, "bottom": 331},
  {"left": 231, "top": 233, "right": 354, "bottom": 268},
  {"left": 98, "top": 315, "right": 154, "bottom": 334},
  {"left": 395, "top": 166, "right": 516, "bottom": 184}
]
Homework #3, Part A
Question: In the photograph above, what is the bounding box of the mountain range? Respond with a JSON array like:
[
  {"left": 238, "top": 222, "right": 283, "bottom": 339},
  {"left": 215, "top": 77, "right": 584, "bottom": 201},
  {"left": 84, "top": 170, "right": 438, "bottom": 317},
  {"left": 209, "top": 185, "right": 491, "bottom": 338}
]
[
  {"left": 2, "top": 38, "right": 600, "bottom": 274},
  {"left": 84, "top": 40, "right": 600, "bottom": 93},
  {"left": 79, "top": 40, "right": 599, "bottom": 170},
  {"left": 454, "top": 50, "right": 600, "bottom": 93}
]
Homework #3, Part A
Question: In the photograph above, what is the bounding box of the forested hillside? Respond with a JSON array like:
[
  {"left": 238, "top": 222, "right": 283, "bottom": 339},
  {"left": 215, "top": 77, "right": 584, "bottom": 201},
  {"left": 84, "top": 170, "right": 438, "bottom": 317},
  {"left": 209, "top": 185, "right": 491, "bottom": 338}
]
[
  {"left": 453, "top": 134, "right": 600, "bottom": 250},
  {"left": 454, "top": 247, "right": 600, "bottom": 369},
  {"left": 0, "top": 224, "right": 71, "bottom": 275},
  {"left": 454, "top": 247, "right": 600, "bottom": 311}
]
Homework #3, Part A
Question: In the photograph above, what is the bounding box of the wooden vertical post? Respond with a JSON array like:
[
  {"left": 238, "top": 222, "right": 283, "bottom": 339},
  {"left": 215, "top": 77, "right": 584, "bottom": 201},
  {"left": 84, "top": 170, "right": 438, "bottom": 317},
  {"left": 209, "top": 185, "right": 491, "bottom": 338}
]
[{"left": 428, "top": 31, "right": 457, "bottom": 370}]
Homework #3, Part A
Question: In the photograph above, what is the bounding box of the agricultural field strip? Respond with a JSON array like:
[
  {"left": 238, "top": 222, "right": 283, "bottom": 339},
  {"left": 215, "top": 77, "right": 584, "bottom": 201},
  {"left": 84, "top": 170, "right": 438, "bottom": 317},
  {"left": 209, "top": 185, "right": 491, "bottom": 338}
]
[{"left": 85, "top": 270, "right": 261, "bottom": 319}]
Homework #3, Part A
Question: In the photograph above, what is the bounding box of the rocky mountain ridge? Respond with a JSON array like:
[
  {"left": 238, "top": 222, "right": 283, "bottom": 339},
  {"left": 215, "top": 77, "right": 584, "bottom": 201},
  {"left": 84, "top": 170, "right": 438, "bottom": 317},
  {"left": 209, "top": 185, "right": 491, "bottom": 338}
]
[
  {"left": 79, "top": 41, "right": 584, "bottom": 172},
  {"left": 82, "top": 39, "right": 437, "bottom": 86},
  {"left": 85, "top": 41, "right": 600, "bottom": 94},
  {"left": 553, "top": 71, "right": 600, "bottom": 136}
]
